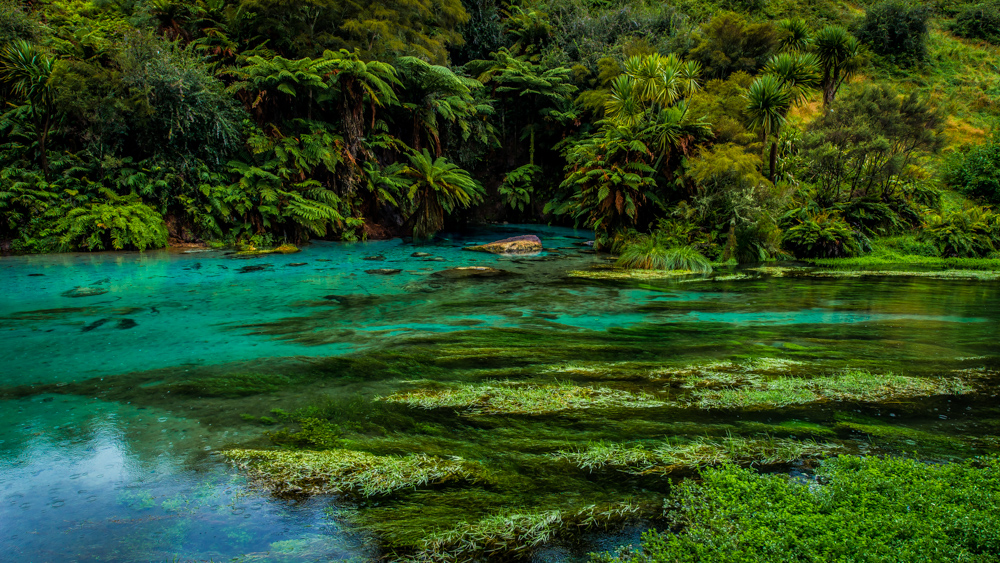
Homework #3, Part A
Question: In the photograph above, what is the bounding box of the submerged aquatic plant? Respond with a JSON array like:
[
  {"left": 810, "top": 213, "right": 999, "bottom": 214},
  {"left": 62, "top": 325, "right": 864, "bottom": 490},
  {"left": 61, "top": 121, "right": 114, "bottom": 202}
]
[
  {"left": 222, "top": 449, "right": 478, "bottom": 496},
  {"left": 555, "top": 435, "right": 838, "bottom": 476},
  {"left": 691, "top": 370, "right": 969, "bottom": 410},
  {"left": 379, "top": 381, "right": 667, "bottom": 415},
  {"left": 411, "top": 502, "right": 642, "bottom": 562}
]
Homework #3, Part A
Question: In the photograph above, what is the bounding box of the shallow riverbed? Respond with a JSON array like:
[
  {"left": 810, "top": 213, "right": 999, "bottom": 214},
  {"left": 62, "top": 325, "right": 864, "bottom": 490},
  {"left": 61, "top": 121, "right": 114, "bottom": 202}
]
[{"left": 2, "top": 224, "right": 998, "bottom": 562}]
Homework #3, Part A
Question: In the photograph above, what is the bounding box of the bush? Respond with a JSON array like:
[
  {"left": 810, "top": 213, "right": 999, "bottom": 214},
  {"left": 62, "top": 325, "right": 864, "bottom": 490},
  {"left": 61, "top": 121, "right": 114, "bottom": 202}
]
[
  {"left": 780, "top": 205, "right": 861, "bottom": 258},
  {"left": 920, "top": 205, "right": 1000, "bottom": 257},
  {"left": 616, "top": 239, "right": 712, "bottom": 273},
  {"left": 945, "top": 136, "right": 1000, "bottom": 205},
  {"left": 854, "top": 0, "right": 932, "bottom": 67},
  {"left": 50, "top": 190, "right": 169, "bottom": 251},
  {"left": 593, "top": 455, "right": 1000, "bottom": 562},
  {"left": 952, "top": 2, "right": 1000, "bottom": 44}
]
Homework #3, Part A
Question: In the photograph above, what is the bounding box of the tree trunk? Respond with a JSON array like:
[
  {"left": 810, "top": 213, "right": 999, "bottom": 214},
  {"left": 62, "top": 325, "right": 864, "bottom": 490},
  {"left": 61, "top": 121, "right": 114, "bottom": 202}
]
[
  {"left": 768, "top": 140, "right": 778, "bottom": 183},
  {"left": 39, "top": 112, "right": 50, "bottom": 182},
  {"left": 341, "top": 78, "right": 364, "bottom": 196}
]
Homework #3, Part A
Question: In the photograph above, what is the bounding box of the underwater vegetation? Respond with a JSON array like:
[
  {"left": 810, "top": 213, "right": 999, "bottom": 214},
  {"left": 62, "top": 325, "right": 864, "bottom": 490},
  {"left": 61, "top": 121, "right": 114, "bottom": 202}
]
[
  {"left": 222, "top": 449, "right": 480, "bottom": 496},
  {"left": 555, "top": 436, "right": 839, "bottom": 476},
  {"left": 379, "top": 381, "right": 667, "bottom": 416},
  {"left": 686, "top": 370, "right": 971, "bottom": 410},
  {"left": 594, "top": 455, "right": 1000, "bottom": 562}
]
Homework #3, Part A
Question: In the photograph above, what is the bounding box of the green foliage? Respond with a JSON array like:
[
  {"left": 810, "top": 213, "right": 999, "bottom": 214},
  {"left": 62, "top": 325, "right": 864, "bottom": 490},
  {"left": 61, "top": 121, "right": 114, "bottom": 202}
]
[
  {"left": 812, "top": 25, "right": 865, "bottom": 107},
  {"left": 920, "top": 205, "right": 1000, "bottom": 257},
  {"left": 616, "top": 240, "right": 713, "bottom": 273},
  {"left": 498, "top": 164, "right": 541, "bottom": 213},
  {"left": 50, "top": 190, "right": 169, "bottom": 251},
  {"left": 689, "top": 12, "right": 779, "bottom": 79},
  {"left": 945, "top": 135, "right": 1000, "bottom": 205},
  {"left": 402, "top": 149, "right": 484, "bottom": 240},
  {"left": 593, "top": 455, "right": 1000, "bottom": 563},
  {"left": 855, "top": 0, "right": 932, "bottom": 67},
  {"left": 780, "top": 205, "right": 861, "bottom": 258},
  {"left": 952, "top": 2, "right": 1000, "bottom": 44},
  {"left": 801, "top": 83, "right": 944, "bottom": 204}
]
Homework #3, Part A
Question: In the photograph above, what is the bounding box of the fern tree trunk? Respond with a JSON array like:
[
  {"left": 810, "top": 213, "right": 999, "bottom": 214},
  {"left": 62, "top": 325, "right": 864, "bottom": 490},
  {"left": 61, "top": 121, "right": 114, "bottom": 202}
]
[{"left": 341, "top": 77, "right": 365, "bottom": 196}]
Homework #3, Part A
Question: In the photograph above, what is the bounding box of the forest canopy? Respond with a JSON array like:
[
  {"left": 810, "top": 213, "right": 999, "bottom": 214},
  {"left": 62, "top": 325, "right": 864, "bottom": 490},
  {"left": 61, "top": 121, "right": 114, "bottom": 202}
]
[{"left": 1, "top": 0, "right": 998, "bottom": 261}]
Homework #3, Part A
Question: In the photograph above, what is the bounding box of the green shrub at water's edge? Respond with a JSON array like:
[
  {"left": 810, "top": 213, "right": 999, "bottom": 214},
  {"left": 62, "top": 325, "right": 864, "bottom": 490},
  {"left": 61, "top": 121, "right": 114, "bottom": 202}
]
[
  {"left": 615, "top": 240, "right": 713, "bottom": 274},
  {"left": 592, "top": 455, "right": 1000, "bottom": 562}
]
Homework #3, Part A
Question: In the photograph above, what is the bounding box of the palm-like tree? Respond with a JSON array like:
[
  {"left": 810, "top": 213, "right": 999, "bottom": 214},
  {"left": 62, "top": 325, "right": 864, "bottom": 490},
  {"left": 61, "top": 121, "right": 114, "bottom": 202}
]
[
  {"left": 322, "top": 49, "right": 400, "bottom": 195},
  {"left": 764, "top": 52, "right": 821, "bottom": 105},
  {"left": 402, "top": 149, "right": 484, "bottom": 240},
  {"left": 395, "top": 56, "right": 494, "bottom": 157},
  {"left": 745, "top": 74, "right": 793, "bottom": 182},
  {"left": 0, "top": 41, "right": 56, "bottom": 180},
  {"left": 813, "top": 25, "right": 864, "bottom": 108},
  {"left": 778, "top": 18, "right": 812, "bottom": 52}
]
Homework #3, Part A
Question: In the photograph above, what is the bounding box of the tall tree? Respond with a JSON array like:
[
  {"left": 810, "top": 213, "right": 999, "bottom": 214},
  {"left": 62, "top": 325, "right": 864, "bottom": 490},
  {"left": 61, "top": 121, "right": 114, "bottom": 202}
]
[
  {"left": 0, "top": 40, "right": 56, "bottom": 180},
  {"left": 813, "top": 25, "right": 864, "bottom": 108}
]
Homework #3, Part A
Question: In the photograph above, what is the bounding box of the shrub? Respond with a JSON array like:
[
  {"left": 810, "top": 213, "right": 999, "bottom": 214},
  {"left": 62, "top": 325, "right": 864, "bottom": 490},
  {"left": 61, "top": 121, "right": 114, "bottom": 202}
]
[
  {"left": 854, "top": 1, "right": 932, "bottom": 67},
  {"left": 593, "top": 455, "right": 1000, "bottom": 562},
  {"left": 50, "top": 190, "right": 168, "bottom": 251},
  {"left": 920, "top": 205, "right": 1000, "bottom": 257},
  {"left": 952, "top": 2, "right": 1000, "bottom": 44},
  {"left": 780, "top": 206, "right": 861, "bottom": 258},
  {"left": 616, "top": 239, "right": 713, "bottom": 273},
  {"left": 945, "top": 136, "right": 1000, "bottom": 205}
]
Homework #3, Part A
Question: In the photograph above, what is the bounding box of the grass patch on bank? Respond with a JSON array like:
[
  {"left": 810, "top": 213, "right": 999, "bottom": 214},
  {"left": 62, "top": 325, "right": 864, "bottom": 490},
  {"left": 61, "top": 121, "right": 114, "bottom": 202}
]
[
  {"left": 592, "top": 455, "right": 1000, "bottom": 562},
  {"left": 222, "top": 449, "right": 478, "bottom": 496},
  {"left": 379, "top": 381, "right": 667, "bottom": 416},
  {"left": 690, "top": 370, "right": 968, "bottom": 410},
  {"left": 555, "top": 436, "right": 838, "bottom": 476}
]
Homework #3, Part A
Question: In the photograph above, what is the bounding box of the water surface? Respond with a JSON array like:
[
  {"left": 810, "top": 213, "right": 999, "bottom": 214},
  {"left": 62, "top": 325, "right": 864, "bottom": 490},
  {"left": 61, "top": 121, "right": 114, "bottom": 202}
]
[{"left": 2, "top": 225, "right": 998, "bottom": 562}]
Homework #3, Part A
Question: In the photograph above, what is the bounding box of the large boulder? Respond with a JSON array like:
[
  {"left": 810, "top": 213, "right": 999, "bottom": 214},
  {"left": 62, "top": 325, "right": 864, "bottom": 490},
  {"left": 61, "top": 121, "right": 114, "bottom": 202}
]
[{"left": 464, "top": 235, "right": 542, "bottom": 255}]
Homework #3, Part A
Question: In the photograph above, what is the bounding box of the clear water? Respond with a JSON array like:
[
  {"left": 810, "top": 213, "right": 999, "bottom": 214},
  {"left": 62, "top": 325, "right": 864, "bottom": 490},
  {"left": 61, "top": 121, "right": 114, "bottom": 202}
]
[{"left": 1, "top": 224, "right": 998, "bottom": 562}]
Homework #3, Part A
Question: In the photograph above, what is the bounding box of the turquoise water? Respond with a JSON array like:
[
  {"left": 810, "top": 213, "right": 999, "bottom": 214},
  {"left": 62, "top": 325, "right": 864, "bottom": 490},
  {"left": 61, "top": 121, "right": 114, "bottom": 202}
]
[{"left": 1, "top": 224, "right": 999, "bottom": 562}]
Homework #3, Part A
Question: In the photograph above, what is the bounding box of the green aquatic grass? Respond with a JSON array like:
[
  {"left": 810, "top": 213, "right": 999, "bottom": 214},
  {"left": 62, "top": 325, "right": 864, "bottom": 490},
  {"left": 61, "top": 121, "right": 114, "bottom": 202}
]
[
  {"left": 568, "top": 268, "right": 697, "bottom": 280},
  {"left": 222, "top": 449, "right": 479, "bottom": 496},
  {"left": 379, "top": 381, "right": 667, "bottom": 415},
  {"left": 593, "top": 455, "right": 1000, "bottom": 563},
  {"left": 555, "top": 436, "right": 838, "bottom": 476},
  {"left": 412, "top": 503, "right": 641, "bottom": 562},
  {"left": 691, "top": 370, "right": 969, "bottom": 410},
  {"left": 166, "top": 372, "right": 293, "bottom": 397}
]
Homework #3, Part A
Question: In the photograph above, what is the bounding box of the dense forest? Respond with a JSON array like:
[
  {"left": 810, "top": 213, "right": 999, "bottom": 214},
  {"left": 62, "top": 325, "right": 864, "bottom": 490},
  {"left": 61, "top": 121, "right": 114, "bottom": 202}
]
[{"left": 1, "top": 0, "right": 999, "bottom": 265}]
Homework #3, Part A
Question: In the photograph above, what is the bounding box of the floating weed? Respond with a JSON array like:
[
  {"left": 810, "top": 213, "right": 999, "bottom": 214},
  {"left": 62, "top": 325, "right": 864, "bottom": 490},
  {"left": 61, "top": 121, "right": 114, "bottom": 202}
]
[
  {"left": 378, "top": 381, "right": 667, "bottom": 416},
  {"left": 691, "top": 370, "right": 970, "bottom": 410},
  {"left": 221, "top": 449, "right": 479, "bottom": 496},
  {"left": 554, "top": 435, "right": 839, "bottom": 476},
  {"left": 810, "top": 269, "right": 1000, "bottom": 281},
  {"left": 567, "top": 269, "right": 696, "bottom": 280}
]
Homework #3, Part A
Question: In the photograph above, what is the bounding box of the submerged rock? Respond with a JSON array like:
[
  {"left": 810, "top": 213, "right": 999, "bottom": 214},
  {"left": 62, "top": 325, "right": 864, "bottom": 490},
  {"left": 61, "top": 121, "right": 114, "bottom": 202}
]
[
  {"left": 363, "top": 255, "right": 387, "bottom": 261},
  {"left": 411, "top": 252, "right": 433, "bottom": 257},
  {"left": 287, "top": 262, "right": 308, "bottom": 267},
  {"left": 82, "top": 318, "right": 111, "bottom": 332},
  {"left": 366, "top": 268, "right": 402, "bottom": 275},
  {"left": 464, "top": 235, "right": 542, "bottom": 255},
  {"left": 62, "top": 287, "right": 108, "bottom": 298},
  {"left": 238, "top": 264, "right": 270, "bottom": 273},
  {"left": 433, "top": 266, "right": 512, "bottom": 279},
  {"left": 423, "top": 257, "right": 446, "bottom": 262},
  {"left": 117, "top": 319, "right": 138, "bottom": 329}
]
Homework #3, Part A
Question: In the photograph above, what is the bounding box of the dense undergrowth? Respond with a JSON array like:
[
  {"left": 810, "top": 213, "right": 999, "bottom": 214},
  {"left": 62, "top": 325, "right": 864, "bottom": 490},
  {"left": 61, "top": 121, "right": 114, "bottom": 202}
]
[{"left": 1, "top": 0, "right": 999, "bottom": 264}]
